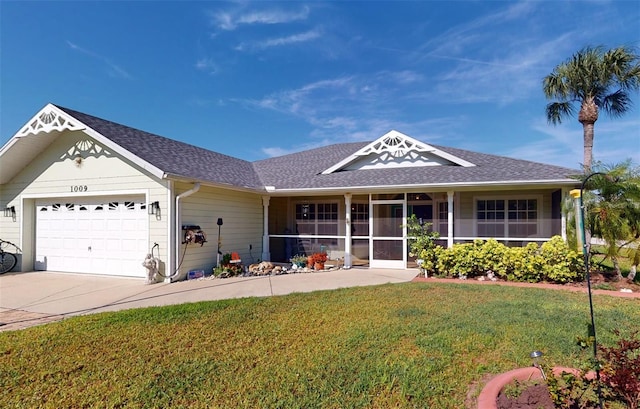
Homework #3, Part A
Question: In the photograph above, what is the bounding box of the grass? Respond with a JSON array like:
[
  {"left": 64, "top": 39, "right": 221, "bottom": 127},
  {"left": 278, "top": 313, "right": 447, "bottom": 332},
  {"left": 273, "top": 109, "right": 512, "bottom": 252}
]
[{"left": 1, "top": 282, "right": 638, "bottom": 408}]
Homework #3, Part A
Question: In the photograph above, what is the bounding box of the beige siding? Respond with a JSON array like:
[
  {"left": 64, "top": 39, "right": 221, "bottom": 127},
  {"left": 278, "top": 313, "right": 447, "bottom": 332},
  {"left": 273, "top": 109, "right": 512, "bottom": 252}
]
[
  {"left": 175, "top": 183, "right": 263, "bottom": 278},
  {"left": 0, "top": 130, "right": 170, "bottom": 272}
]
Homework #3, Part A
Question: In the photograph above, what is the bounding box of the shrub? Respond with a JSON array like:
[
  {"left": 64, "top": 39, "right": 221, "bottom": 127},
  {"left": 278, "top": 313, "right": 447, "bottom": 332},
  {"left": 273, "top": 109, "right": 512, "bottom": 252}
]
[
  {"left": 504, "top": 243, "right": 545, "bottom": 283},
  {"left": 474, "top": 239, "right": 507, "bottom": 276},
  {"left": 405, "top": 214, "right": 440, "bottom": 277},
  {"left": 433, "top": 236, "right": 584, "bottom": 284},
  {"left": 599, "top": 331, "right": 640, "bottom": 408},
  {"left": 540, "top": 236, "right": 584, "bottom": 283},
  {"left": 546, "top": 367, "right": 600, "bottom": 408},
  {"left": 450, "top": 242, "right": 476, "bottom": 278},
  {"left": 546, "top": 331, "right": 640, "bottom": 408},
  {"left": 434, "top": 245, "right": 455, "bottom": 277}
]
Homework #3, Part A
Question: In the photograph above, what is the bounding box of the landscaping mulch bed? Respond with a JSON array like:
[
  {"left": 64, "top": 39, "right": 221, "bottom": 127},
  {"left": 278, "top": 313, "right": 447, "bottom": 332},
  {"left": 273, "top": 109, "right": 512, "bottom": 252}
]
[{"left": 496, "top": 382, "right": 554, "bottom": 409}]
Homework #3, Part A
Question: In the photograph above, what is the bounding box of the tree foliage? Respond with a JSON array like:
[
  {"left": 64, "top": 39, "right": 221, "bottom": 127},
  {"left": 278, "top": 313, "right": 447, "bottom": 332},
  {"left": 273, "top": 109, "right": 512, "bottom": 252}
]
[
  {"left": 584, "top": 162, "right": 640, "bottom": 279},
  {"left": 543, "top": 45, "right": 640, "bottom": 171}
]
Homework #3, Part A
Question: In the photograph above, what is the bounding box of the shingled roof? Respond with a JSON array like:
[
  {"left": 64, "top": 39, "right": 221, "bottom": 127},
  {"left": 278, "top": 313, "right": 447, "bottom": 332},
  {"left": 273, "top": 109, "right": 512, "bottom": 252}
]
[
  {"left": 2, "top": 104, "right": 581, "bottom": 192},
  {"left": 253, "top": 142, "right": 581, "bottom": 191},
  {"left": 56, "top": 105, "right": 264, "bottom": 190},
  {"left": 58, "top": 106, "right": 582, "bottom": 191}
]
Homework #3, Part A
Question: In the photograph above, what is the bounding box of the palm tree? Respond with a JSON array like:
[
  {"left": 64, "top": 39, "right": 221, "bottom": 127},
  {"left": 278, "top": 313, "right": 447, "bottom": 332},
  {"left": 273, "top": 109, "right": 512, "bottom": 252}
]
[
  {"left": 583, "top": 161, "right": 640, "bottom": 281},
  {"left": 543, "top": 46, "right": 640, "bottom": 172}
]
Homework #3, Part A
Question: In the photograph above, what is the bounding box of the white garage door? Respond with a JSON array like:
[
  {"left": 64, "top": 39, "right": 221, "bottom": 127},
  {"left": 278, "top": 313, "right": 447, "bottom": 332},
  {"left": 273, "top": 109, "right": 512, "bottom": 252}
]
[{"left": 35, "top": 196, "right": 148, "bottom": 277}]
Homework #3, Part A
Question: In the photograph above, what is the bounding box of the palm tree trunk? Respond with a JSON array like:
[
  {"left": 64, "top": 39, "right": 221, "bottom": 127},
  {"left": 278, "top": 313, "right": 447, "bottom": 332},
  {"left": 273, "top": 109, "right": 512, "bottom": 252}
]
[
  {"left": 578, "top": 98, "right": 598, "bottom": 172},
  {"left": 612, "top": 255, "right": 622, "bottom": 281},
  {"left": 581, "top": 121, "right": 595, "bottom": 172}
]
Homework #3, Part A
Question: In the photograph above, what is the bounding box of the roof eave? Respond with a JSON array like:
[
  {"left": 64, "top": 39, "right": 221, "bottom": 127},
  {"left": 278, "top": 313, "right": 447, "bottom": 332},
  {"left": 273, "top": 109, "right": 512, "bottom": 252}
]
[
  {"left": 164, "top": 173, "right": 267, "bottom": 194},
  {"left": 263, "top": 179, "right": 580, "bottom": 195}
]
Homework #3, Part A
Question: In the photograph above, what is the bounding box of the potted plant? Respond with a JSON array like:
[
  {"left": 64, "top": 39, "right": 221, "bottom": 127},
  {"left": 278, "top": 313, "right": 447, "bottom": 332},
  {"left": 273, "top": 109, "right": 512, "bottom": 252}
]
[
  {"left": 310, "top": 252, "right": 328, "bottom": 270},
  {"left": 290, "top": 254, "right": 307, "bottom": 268}
]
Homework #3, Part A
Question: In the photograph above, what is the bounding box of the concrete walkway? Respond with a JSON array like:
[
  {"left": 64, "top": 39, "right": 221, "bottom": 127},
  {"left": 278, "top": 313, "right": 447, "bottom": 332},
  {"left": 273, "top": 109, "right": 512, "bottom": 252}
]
[{"left": 0, "top": 268, "right": 418, "bottom": 331}]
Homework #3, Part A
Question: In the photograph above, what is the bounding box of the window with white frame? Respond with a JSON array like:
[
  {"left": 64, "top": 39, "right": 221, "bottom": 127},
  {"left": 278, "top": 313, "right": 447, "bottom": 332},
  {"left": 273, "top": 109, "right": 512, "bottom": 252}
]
[
  {"left": 476, "top": 198, "right": 538, "bottom": 238},
  {"left": 295, "top": 202, "right": 338, "bottom": 236}
]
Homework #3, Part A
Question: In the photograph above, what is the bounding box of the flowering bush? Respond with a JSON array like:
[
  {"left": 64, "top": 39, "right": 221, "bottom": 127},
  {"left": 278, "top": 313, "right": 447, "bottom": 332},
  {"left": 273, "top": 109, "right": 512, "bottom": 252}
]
[{"left": 309, "top": 252, "right": 328, "bottom": 264}]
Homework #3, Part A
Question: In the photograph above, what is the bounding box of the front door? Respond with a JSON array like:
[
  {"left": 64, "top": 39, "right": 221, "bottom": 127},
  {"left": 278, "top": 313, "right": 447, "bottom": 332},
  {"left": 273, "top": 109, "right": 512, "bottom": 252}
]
[{"left": 370, "top": 200, "right": 405, "bottom": 268}]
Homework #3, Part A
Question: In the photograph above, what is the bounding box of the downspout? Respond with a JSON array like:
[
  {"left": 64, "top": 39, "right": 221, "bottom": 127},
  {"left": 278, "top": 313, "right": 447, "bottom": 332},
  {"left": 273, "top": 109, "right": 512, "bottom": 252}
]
[
  {"left": 447, "top": 191, "right": 454, "bottom": 248},
  {"left": 170, "top": 182, "right": 200, "bottom": 283},
  {"left": 344, "top": 193, "right": 352, "bottom": 269}
]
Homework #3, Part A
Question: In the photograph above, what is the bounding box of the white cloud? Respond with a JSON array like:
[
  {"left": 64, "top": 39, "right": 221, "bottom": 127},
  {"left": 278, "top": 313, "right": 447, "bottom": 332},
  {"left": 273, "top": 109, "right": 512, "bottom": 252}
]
[
  {"left": 259, "top": 28, "right": 322, "bottom": 48},
  {"left": 235, "top": 28, "right": 322, "bottom": 51},
  {"left": 239, "top": 72, "right": 469, "bottom": 157},
  {"left": 506, "top": 116, "right": 640, "bottom": 168},
  {"left": 195, "top": 58, "right": 219, "bottom": 75},
  {"left": 66, "top": 41, "right": 132, "bottom": 80},
  {"left": 211, "top": 6, "right": 310, "bottom": 31}
]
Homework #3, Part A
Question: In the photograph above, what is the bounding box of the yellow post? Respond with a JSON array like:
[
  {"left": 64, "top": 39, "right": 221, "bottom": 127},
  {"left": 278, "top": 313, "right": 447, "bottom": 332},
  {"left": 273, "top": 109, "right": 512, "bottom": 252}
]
[{"left": 569, "top": 189, "right": 583, "bottom": 251}]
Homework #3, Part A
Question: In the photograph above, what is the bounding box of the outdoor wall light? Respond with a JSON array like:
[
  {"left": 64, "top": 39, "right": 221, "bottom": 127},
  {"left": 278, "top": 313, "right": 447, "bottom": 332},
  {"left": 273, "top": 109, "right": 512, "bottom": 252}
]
[
  {"left": 4, "top": 206, "right": 16, "bottom": 218},
  {"left": 148, "top": 201, "right": 160, "bottom": 215}
]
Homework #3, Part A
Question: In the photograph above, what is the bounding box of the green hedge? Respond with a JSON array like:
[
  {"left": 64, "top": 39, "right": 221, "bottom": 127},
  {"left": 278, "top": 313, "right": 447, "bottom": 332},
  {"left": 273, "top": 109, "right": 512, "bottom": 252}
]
[{"left": 419, "top": 236, "right": 584, "bottom": 284}]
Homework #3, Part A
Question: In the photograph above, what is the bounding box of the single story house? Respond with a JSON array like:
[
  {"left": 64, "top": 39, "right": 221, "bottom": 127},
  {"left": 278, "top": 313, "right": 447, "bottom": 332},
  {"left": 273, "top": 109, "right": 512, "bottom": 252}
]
[{"left": 0, "top": 103, "right": 580, "bottom": 280}]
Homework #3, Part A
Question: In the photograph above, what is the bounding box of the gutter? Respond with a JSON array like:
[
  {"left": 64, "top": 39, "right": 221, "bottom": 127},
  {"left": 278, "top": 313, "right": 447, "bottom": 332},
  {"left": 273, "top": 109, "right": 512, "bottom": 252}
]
[
  {"left": 169, "top": 182, "right": 200, "bottom": 282},
  {"left": 263, "top": 179, "right": 581, "bottom": 195}
]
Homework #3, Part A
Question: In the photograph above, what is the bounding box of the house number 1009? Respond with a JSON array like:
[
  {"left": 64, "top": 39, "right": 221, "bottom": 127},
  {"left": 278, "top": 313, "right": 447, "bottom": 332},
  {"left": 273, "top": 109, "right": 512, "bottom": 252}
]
[{"left": 70, "top": 185, "right": 88, "bottom": 192}]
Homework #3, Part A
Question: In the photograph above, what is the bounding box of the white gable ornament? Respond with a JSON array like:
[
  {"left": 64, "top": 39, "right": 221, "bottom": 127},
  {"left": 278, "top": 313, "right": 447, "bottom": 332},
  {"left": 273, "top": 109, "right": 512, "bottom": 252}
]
[
  {"left": 322, "top": 130, "right": 475, "bottom": 174},
  {"left": 18, "top": 104, "right": 84, "bottom": 137}
]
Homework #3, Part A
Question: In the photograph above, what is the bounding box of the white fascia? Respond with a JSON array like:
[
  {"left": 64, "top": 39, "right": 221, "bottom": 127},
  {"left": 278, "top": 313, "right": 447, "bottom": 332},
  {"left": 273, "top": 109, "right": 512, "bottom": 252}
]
[{"left": 265, "top": 179, "right": 579, "bottom": 194}]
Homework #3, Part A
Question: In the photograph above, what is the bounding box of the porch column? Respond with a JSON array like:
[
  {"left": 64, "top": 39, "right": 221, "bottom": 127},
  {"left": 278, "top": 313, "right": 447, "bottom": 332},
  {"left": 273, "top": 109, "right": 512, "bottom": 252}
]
[
  {"left": 262, "top": 196, "right": 271, "bottom": 261},
  {"left": 561, "top": 188, "right": 568, "bottom": 241},
  {"left": 344, "top": 193, "right": 352, "bottom": 269},
  {"left": 447, "top": 191, "right": 454, "bottom": 248}
]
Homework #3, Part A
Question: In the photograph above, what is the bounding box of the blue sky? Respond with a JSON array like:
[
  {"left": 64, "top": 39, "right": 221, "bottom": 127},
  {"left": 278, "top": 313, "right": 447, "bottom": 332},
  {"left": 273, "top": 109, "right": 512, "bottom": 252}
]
[{"left": 1, "top": 1, "right": 639, "bottom": 168}]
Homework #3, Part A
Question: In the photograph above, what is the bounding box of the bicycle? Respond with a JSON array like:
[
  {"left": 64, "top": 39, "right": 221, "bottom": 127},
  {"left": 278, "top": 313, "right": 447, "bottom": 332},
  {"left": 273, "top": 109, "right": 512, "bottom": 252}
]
[{"left": 0, "top": 239, "right": 22, "bottom": 274}]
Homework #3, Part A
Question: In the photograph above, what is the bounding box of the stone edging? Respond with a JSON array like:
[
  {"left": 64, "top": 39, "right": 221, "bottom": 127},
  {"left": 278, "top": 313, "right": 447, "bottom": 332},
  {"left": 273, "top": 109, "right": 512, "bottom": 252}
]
[{"left": 412, "top": 276, "right": 640, "bottom": 299}]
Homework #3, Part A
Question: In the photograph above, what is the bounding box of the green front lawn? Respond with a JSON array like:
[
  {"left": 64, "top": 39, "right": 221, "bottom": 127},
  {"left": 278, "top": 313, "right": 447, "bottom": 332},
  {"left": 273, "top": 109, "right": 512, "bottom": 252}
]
[{"left": 1, "top": 282, "right": 638, "bottom": 408}]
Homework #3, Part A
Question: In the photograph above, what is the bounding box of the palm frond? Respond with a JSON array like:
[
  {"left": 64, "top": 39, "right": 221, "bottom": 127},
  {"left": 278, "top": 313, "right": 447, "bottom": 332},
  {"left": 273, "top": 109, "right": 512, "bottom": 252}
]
[{"left": 545, "top": 102, "right": 573, "bottom": 124}]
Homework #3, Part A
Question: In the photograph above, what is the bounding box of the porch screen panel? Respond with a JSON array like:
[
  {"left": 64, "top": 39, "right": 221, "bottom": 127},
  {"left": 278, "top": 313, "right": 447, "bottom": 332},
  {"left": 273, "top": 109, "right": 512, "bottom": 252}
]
[
  {"left": 295, "top": 202, "right": 338, "bottom": 238},
  {"left": 507, "top": 199, "right": 537, "bottom": 237},
  {"left": 373, "top": 240, "right": 404, "bottom": 260},
  {"left": 476, "top": 199, "right": 505, "bottom": 237},
  {"left": 295, "top": 204, "right": 315, "bottom": 235},
  {"left": 476, "top": 198, "right": 539, "bottom": 238},
  {"left": 372, "top": 203, "right": 403, "bottom": 262},
  {"left": 351, "top": 203, "right": 369, "bottom": 236},
  {"left": 437, "top": 202, "right": 448, "bottom": 237},
  {"left": 317, "top": 203, "right": 338, "bottom": 235}
]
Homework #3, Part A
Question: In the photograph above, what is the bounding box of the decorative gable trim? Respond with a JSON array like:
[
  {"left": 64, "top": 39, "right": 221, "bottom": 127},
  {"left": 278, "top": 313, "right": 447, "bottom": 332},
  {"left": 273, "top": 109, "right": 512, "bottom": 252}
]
[
  {"left": 0, "top": 103, "right": 166, "bottom": 183},
  {"left": 321, "top": 130, "right": 475, "bottom": 174},
  {"left": 17, "top": 103, "right": 85, "bottom": 136}
]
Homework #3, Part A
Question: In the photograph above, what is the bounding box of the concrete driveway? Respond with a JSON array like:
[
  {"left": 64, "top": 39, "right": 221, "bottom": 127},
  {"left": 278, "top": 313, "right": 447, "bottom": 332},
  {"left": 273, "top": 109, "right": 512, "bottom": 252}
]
[{"left": 0, "top": 268, "right": 418, "bottom": 331}]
